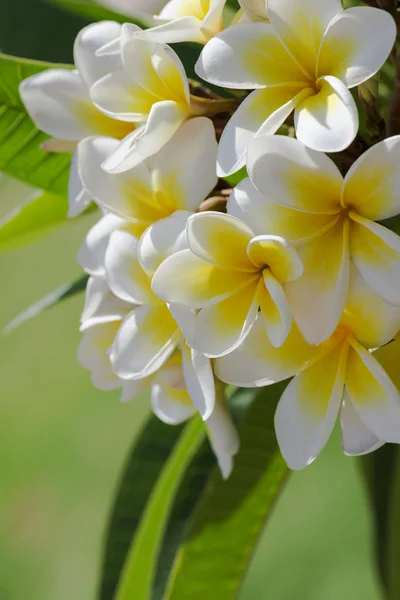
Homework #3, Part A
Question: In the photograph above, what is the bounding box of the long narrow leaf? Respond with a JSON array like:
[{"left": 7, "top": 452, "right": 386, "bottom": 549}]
[
  {"left": 115, "top": 417, "right": 206, "bottom": 600},
  {"left": 165, "top": 382, "right": 289, "bottom": 600},
  {"left": 5, "top": 274, "right": 88, "bottom": 332},
  {"left": 0, "top": 53, "right": 72, "bottom": 194}
]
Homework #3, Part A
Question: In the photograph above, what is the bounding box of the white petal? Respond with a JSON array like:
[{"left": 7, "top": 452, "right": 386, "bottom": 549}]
[
  {"left": 239, "top": 0, "right": 269, "bottom": 21},
  {"left": 274, "top": 341, "right": 346, "bottom": 470},
  {"left": 285, "top": 219, "right": 349, "bottom": 345},
  {"left": 78, "top": 213, "right": 130, "bottom": 276},
  {"left": 68, "top": 149, "right": 91, "bottom": 218},
  {"left": 135, "top": 16, "right": 205, "bottom": 44},
  {"left": 259, "top": 271, "right": 292, "bottom": 348},
  {"left": 247, "top": 134, "right": 342, "bottom": 214},
  {"left": 111, "top": 304, "right": 180, "bottom": 379},
  {"left": 215, "top": 315, "right": 320, "bottom": 387},
  {"left": 148, "top": 117, "right": 218, "bottom": 212},
  {"left": 105, "top": 230, "right": 156, "bottom": 304},
  {"left": 74, "top": 21, "right": 123, "bottom": 88},
  {"left": 138, "top": 210, "right": 190, "bottom": 275},
  {"left": 102, "top": 101, "right": 187, "bottom": 173},
  {"left": 342, "top": 262, "right": 400, "bottom": 349},
  {"left": 78, "top": 136, "right": 160, "bottom": 224},
  {"left": 195, "top": 22, "right": 305, "bottom": 89},
  {"left": 19, "top": 69, "right": 93, "bottom": 140},
  {"left": 267, "top": 0, "right": 342, "bottom": 78},
  {"left": 120, "top": 377, "right": 152, "bottom": 403},
  {"left": 151, "top": 384, "right": 196, "bottom": 424},
  {"left": 181, "top": 344, "right": 215, "bottom": 420},
  {"left": 346, "top": 339, "right": 400, "bottom": 444},
  {"left": 349, "top": 214, "right": 400, "bottom": 305},
  {"left": 193, "top": 282, "right": 259, "bottom": 357},
  {"left": 343, "top": 135, "right": 400, "bottom": 221},
  {"left": 78, "top": 321, "right": 122, "bottom": 390},
  {"left": 96, "top": 0, "right": 166, "bottom": 23},
  {"left": 340, "top": 393, "right": 383, "bottom": 456},
  {"left": 227, "top": 177, "right": 334, "bottom": 241},
  {"left": 168, "top": 304, "right": 197, "bottom": 347},
  {"left": 80, "top": 276, "right": 130, "bottom": 329},
  {"left": 205, "top": 394, "right": 240, "bottom": 479},
  {"left": 317, "top": 7, "right": 396, "bottom": 89},
  {"left": 294, "top": 76, "right": 358, "bottom": 153},
  {"left": 217, "top": 87, "right": 306, "bottom": 177}
]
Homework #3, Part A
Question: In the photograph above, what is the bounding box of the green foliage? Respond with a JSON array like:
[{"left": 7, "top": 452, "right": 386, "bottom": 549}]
[
  {"left": 5, "top": 274, "right": 88, "bottom": 332},
  {"left": 115, "top": 417, "right": 206, "bottom": 600},
  {"left": 165, "top": 383, "right": 289, "bottom": 600},
  {"left": 0, "top": 191, "right": 70, "bottom": 251},
  {"left": 45, "top": 0, "right": 144, "bottom": 25},
  {"left": 0, "top": 53, "right": 72, "bottom": 195}
]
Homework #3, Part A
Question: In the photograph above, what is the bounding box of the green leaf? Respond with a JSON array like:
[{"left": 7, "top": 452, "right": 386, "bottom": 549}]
[
  {"left": 45, "top": 0, "right": 145, "bottom": 25},
  {"left": 0, "top": 191, "right": 69, "bottom": 251},
  {"left": 115, "top": 417, "right": 206, "bottom": 600},
  {"left": 98, "top": 415, "right": 188, "bottom": 600},
  {"left": 0, "top": 53, "right": 72, "bottom": 194},
  {"left": 5, "top": 274, "right": 88, "bottom": 332},
  {"left": 165, "top": 382, "right": 289, "bottom": 600}
]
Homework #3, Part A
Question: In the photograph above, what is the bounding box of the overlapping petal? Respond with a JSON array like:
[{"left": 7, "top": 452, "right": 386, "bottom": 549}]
[
  {"left": 343, "top": 136, "right": 400, "bottom": 221},
  {"left": 274, "top": 340, "right": 347, "bottom": 470},
  {"left": 294, "top": 76, "right": 358, "bottom": 153},
  {"left": 346, "top": 339, "right": 400, "bottom": 444},
  {"left": 78, "top": 321, "right": 122, "bottom": 390},
  {"left": 340, "top": 393, "right": 383, "bottom": 456},
  {"left": 80, "top": 276, "right": 131, "bottom": 329},
  {"left": 181, "top": 344, "right": 215, "bottom": 419},
  {"left": 349, "top": 214, "right": 400, "bottom": 305},
  {"left": 74, "top": 21, "right": 123, "bottom": 88},
  {"left": 317, "top": 7, "right": 396, "bottom": 89},
  {"left": 258, "top": 272, "right": 292, "bottom": 348},
  {"left": 204, "top": 394, "right": 240, "bottom": 479}
]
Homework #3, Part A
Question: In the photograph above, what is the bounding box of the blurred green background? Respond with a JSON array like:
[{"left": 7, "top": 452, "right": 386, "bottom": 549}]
[{"left": 0, "top": 1, "right": 385, "bottom": 598}]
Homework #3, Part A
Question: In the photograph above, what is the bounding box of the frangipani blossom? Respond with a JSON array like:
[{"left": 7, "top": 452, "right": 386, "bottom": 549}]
[
  {"left": 152, "top": 211, "right": 303, "bottom": 356},
  {"left": 135, "top": 0, "right": 227, "bottom": 44},
  {"left": 78, "top": 117, "right": 218, "bottom": 243},
  {"left": 237, "top": 134, "right": 400, "bottom": 346},
  {"left": 216, "top": 268, "right": 400, "bottom": 470},
  {"left": 195, "top": 0, "right": 396, "bottom": 175},
  {"left": 90, "top": 23, "right": 235, "bottom": 173},
  {"left": 19, "top": 21, "right": 134, "bottom": 217},
  {"left": 79, "top": 277, "right": 239, "bottom": 478}
]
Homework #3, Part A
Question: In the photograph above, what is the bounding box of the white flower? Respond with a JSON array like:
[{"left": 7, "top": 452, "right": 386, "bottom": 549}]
[
  {"left": 77, "top": 117, "right": 218, "bottom": 247},
  {"left": 216, "top": 268, "right": 400, "bottom": 470},
  {"left": 89, "top": 23, "right": 234, "bottom": 173},
  {"left": 134, "top": 0, "right": 227, "bottom": 45},
  {"left": 195, "top": 0, "right": 396, "bottom": 175},
  {"left": 152, "top": 211, "right": 303, "bottom": 356},
  {"left": 19, "top": 21, "right": 134, "bottom": 217},
  {"left": 233, "top": 134, "right": 400, "bottom": 346}
]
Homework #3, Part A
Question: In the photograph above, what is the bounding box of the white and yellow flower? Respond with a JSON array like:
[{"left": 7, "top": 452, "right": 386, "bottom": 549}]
[
  {"left": 195, "top": 0, "right": 396, "bottom": 175},
  {"left": 90, "top": 23, "right": 234, "bottom": 173},
  {"left": 19, "top": 21, "right": 134, "bottom": 217},
  {"left": 216, "top": 268, "right": 400, "bottom": 470},
  {"left": 230, "top": 134, "right": 400, "bottom": 346},
  {"left": 152, "top": 211, "right": 303, "bottom": 356},
  {"left": 135, "top": 0, "right": 227, "bottom": 44}
]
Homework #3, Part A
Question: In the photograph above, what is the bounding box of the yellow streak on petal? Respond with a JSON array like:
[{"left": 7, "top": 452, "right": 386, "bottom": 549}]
[
  {"left": 343, "top": 162, "right": 395, "bottom": 220},
  {"left": 317, "top": 36, "right": 357, "bottom": 81},
  {"left": 297, "top": 339, "right": 348, "bottom": 419},
  {"left": 375, "top": 337, "right": 400, "bottom": 391},
  {"left": 349, "top": 216, "right": 399, "bottom": 269},
  {"left": 75, "top": 100, "right": 135, "bottom": 139},
  {"left": 141, "top": 304, "right": 179, "bottom": 345},
  {"left": 247, "top": 237, "right": 301, "bottom": 281},
  {"left": 346, "top": 342, "right": 386, "bottom": 407},
  {"left": 241, "top": 34, "right": 309, "bottom": 86},
  {"left": 119, "top": 178, "right": 167, "bottom": 222}
]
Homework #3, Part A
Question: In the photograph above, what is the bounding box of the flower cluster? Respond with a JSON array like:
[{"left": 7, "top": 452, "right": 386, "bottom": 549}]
[{"left": 20, "top": 0, "right": 400, "bottom": 474}]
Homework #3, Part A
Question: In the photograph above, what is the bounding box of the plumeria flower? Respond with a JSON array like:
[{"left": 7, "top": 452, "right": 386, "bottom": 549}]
[
  {"left": 79, "top": 276, "right": 239, "bottom": 478},
  {"left": 152, "top": 211, "right": 303, "bottom": 357},
  {"left": 77, "top": 117, "right": 218, "bottom": 271},
  {"left": 134, "top": 0, "right": 227, "bottom": 44},
  {"left": 234, "top": 134, "right": 400, "bottom": 346},
  {"left": 90, "top": 23, "right": 235, "bottom": 173},
  {"left": 19, "top": 21, "right": 134, "bottom": 217},
  {"left": 195, "top": 0, "right": 396, "bottom": 175},
  {"left": 216, "top": 267, "right": 400, "bottom": 470}
]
